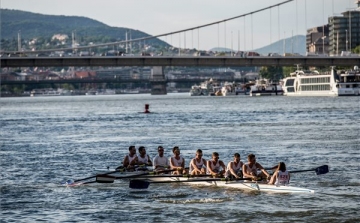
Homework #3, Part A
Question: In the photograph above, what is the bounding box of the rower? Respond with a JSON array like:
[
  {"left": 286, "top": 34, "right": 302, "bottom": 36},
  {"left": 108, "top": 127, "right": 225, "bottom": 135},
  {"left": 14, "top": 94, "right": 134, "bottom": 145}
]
[
  {"left": 153, "top": 146, "right": 169, "bottom": 171},
  {"left": 189, "top": 149, "right": 207, "bottom": 175},
  {"left": 242, "top": 153, "right": 271, "bottom": 181},
  {"left": 122, "top": 145, "right": 138, "bottom": 170},
  {"left": 169, "top": 146, "right": 187, "bottom": 175},
  {"left": 224, "top": 153, "right": 244, "bottom": 179},
  {"left": 206, "top": 152, "right": 226, "bottom": 177},
  {"left": 137, "top": 146, "right": 152, "bottom": 169},
  {"left": 268, "top": 162, "right": 290, "bottom": 185}
]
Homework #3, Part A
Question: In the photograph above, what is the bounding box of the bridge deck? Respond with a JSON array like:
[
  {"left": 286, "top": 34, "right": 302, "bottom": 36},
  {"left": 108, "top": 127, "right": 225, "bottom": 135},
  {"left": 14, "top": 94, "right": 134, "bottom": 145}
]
[{"left": 1, "top": 56, "right": 359, "bottom": 67}]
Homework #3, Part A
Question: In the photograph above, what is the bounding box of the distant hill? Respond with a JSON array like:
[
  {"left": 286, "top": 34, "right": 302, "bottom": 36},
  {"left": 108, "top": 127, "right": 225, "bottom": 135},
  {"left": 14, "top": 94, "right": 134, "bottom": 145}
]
[
  {"left": 209, "top": 35, "right": 306, "bottom": 55},
  {"left": 210, "top": 47, "right": 234, "bottom": 52},
  {"left": 0, "top": 9, "right": 169, "bottom": 47},
  {"left": 254, "top": 35, "right": 306, "bottom": 56}
]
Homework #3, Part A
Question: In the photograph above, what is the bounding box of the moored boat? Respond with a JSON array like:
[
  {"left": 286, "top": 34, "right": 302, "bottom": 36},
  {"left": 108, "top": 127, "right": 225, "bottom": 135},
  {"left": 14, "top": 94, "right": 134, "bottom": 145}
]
[
  {"left": 95, "top": 89, "right": 116, "bottom": 95},
  {"left": 282, "top": 66, "right": 360, "bottom": 96},
  {"left": 220, "top": 82, "right": 237, "bottom": 96},
  {"left": 30, "top": 88, "right": 62, "bottom": 97},
  {"left": 189, "top": 85, "right": 209, "bottom": 96},
  {"left": 337, "top": 67, "right": 360, "bottom": 96},
  {"left": 249, "top": 79, "right": 283, "bottom": 96}
]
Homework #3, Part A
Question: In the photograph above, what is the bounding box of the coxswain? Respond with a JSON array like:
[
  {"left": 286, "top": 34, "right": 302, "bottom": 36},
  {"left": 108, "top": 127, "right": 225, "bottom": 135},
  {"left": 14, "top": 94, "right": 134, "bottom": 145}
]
[{"left": 268, "top": 162, "right": 290, "bottom": 185}]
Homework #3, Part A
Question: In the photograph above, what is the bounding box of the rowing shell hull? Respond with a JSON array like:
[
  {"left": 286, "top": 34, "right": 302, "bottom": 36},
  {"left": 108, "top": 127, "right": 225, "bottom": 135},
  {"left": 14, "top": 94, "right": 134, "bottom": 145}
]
[{"left": 140, "top": 176, "right": 315, "bottom": 194}]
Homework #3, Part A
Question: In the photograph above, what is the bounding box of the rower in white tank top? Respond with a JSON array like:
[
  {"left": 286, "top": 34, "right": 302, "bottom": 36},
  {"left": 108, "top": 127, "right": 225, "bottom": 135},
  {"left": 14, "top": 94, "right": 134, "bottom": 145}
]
[
  {"left": 170, "top": 156, "right": 184, "bottom": 167},
  {"left": 225, "top": 153, "right": 243, "bottom": 178},
  {"left": 137, "top": 155, "right": 149, "bottom": 164},
  {"left": 189, "top": 157, "right": 206, "bottom": 174},
  {"left": 207, "top": 160, "right": 221, "bottom": 174},
  {"left": 122, "top": 146, "right": 138, "bottom": 170},
  {"left": 170, "top": 147, "right": 187, "bottom": 175},
  {"left": 127, "top": 154, "right": 137, "bottom": 163},
  {"left": 153, "top": 146, "right": 169, "bottom": 171},
  {"left": 189, "top": 149, "right": 207, "bottom": 175},
  {"left": 243, "top": 163, "right": 258, "bottom": 176},
  {"left": 242, "top": 154, "right": 271, "bottom": 181},
  {"left": 137, "top": 146, "right": 152, "bottom": 168},
  {"left": 225, "top": 161, "right": 243, "bottom": 178},
  {"left": 206, "top": 152, "right": 226, "bottom": 176}
]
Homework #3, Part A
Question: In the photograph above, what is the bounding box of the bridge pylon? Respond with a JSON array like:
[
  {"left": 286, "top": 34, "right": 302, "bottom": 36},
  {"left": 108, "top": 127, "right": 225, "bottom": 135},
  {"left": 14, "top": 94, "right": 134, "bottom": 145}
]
[{"left": 150, "top": 66, "right": 167, "bottom": 95}]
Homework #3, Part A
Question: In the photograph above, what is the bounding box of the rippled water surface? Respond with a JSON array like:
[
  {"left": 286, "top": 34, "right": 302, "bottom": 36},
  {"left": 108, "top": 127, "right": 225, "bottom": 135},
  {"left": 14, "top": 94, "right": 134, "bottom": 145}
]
[{"left": 1, "top": 94, "right": 359, "bottom": 223}]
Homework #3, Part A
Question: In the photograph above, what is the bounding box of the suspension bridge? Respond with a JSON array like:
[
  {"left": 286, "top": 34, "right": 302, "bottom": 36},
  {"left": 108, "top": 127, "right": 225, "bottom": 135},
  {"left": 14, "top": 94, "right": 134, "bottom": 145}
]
[{"left": 1, "top": 0, "right": 357, "bottom": 94}]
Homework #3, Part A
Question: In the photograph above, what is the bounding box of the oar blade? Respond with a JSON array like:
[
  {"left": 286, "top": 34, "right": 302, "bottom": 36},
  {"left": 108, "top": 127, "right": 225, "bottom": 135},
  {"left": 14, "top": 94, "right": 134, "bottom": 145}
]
[
  {"left": 96, "top": 175, "right": 115, "bottom": 183},
  {"left": 129, "top": 180, "right": 150, "bottom": 189},
  {"left": 315, "top": 165, "right": 329, "bottom": 175}
]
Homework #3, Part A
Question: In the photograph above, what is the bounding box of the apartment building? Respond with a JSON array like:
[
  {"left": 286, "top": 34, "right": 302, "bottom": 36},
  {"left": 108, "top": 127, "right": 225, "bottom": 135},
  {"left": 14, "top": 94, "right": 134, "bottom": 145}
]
[
  {"left": 306, "top": 25, "right": 329, "bottom": 54},
  {"left": 328, "top": 1, "right": 360, "bottom": 55}
]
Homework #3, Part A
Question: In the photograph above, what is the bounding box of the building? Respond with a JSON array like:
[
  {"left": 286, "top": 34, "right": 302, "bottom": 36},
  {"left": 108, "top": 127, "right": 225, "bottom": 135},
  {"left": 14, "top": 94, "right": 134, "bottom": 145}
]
[
  {"left": 328, "top": 1, "right": 360, "bottom": 55},
  {"left": 306, "top": 25, "right": 329, "bottom": 54}
]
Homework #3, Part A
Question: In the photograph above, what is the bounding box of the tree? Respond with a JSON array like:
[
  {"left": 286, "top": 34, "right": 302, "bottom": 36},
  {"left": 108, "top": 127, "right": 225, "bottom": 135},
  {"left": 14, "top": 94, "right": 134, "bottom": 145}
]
[
  {"left": 259, "top": 66, "right": 283, "bottom": 80},
  {"left": 353, "top": 45, "right": 360, "bottom": 54},
  {"left": 282, "top": 66, "right": 296, "bottom": 77}
]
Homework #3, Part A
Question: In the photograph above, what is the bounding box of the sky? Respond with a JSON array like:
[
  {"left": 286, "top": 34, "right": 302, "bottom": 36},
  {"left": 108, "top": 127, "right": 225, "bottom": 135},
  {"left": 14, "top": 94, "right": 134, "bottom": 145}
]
[{"left": 0, "top": 0, "right": 353, "bottom": 51}]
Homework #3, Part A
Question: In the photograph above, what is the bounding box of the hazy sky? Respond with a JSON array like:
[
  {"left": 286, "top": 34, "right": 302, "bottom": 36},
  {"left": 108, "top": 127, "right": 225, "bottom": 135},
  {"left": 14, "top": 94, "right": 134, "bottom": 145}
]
[{"left": 1, "top": 0, "right": 353, "bottom": 50}]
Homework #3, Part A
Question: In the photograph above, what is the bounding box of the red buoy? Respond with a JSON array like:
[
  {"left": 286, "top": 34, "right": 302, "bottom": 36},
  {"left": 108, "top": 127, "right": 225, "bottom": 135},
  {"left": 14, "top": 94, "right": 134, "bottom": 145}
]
[{"left": 144, "top": 104, "right": 150, "bottom": 113}]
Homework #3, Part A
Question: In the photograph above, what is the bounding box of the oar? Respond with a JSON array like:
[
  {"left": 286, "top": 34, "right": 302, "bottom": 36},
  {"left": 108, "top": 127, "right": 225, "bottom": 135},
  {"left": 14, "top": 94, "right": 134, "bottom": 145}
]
[
  {"left": 115, "top": 168, "right": 175, "bottom": 179},
  {"left": 87, "top": 169, "right": 177, "bottom": 184},
  {"left": 70, "top": 164, "right": 150, "bottom": 183},
  {"left": 263, "top": 165, "right": 329, "bottom": 175},
  {"left": 129, "top": 177, "right": 253, "bottom": 189},
  {"left": 132, "top": 174, "right": 213, "bottom": 179},
  {"left": 289, "top": 165, "right": 329, "bottom": 175},
  {"left": 72, "top": 168, "right": 127, "bottom": 183}
]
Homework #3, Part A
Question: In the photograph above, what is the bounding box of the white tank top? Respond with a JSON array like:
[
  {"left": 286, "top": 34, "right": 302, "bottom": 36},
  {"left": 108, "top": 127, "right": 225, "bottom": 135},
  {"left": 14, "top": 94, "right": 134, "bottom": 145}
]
[
  {"left": 153, "top": 155, "right": 169, "bottom": 169},
  {"left": 189, "top": 158, "right": 205, "bottom": 173},
  {"left": 137, "top": 155, "right": 150, "bottom": 164},
  {"left": 225, "top": 161, "right": 243, "bottom": 177},
  {"left": 275, "top": 170, "right": 290, "bottom": 185},
  {"left": 207, "top": 160, "right": 221, "bottom": 174},
  {"left": 170, "top": 156, "right": 184, "bottom": 167},
  {"left": 244, "top": 163, "right": 258, "bottom": 175},
  {"left": 126, "top": 154, "right": 137, "bottom": 164}
]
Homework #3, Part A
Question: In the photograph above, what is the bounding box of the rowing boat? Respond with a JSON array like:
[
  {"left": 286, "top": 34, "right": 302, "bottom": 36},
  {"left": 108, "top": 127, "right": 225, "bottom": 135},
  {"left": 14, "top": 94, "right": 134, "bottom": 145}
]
[
  {"left": 131, "top": 176, "right": 315, "bottom": 193},
  {"left": 67, "top": 165, "right": 328, "bottom": 193}
]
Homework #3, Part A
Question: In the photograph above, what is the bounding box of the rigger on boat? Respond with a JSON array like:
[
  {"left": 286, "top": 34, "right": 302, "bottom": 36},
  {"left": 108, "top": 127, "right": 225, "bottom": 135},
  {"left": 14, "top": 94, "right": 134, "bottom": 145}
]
[
  {"left": 63, "top": 147, "right": 329, "bottom": 193},
  {"left": 64, "top": 164, "right": 329, "bottom": 194}
]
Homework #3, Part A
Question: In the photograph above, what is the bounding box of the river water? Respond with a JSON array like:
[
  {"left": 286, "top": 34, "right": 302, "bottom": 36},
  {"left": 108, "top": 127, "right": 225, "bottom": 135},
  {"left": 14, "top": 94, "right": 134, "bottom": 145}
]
[{"left": 0, "top": 94, "right": 359, "bottom": 223}]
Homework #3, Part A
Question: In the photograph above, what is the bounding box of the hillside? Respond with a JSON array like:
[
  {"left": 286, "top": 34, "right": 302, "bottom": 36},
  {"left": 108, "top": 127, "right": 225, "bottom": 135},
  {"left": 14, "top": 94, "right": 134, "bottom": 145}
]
[
  {"left": 254, "top": 35, "right": 306, "bottom": 55},
  {"left": 209, "top": 35, "right": 306, "bottom": 55},
  {"left": 0, "top": 9, "right": 169, "bottom": 48}
]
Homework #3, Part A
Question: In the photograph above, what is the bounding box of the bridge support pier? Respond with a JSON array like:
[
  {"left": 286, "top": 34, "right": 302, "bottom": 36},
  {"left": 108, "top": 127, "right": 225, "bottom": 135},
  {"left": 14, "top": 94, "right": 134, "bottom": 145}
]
[{"left": 150, "top": 66, "right": 167, "bottom": 95}]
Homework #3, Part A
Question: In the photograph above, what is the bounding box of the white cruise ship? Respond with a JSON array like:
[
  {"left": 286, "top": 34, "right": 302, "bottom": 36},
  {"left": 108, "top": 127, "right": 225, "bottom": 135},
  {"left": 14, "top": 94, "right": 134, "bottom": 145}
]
[{"left": 282, "top": 67, "right": 360, "bottom": 96}]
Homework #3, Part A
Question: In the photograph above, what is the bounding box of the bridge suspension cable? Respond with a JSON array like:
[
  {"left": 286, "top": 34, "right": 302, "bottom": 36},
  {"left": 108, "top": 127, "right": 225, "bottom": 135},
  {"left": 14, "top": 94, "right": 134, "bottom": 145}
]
[{"left": 8, "top": 0, "right": 294, "bottom": 54}]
